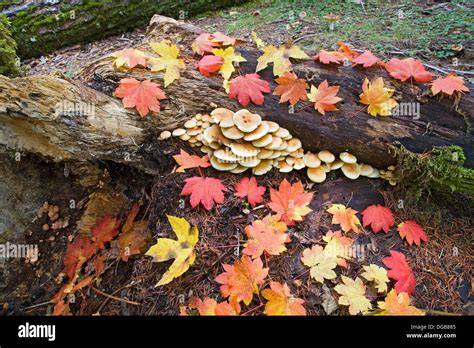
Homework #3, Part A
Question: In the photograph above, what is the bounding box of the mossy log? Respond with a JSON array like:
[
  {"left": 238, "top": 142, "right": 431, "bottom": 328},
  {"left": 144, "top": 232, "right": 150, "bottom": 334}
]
[
  {"left": 0, "top": 15, "right": 472, "bottom": 179},
  {"left": 1, "top": 0, "right": 248, "bottom": 59}
]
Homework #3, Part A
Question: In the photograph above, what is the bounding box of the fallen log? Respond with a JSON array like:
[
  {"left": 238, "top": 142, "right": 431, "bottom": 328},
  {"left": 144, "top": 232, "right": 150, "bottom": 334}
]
[{"left": 0, "top": 15, "right": 472, "bottom": 179}]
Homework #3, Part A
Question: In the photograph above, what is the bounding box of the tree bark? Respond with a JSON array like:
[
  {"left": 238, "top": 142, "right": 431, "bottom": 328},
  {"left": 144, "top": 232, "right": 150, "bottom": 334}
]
[{"left": 0, "top": 15, "right": 472, "bottom": 176}]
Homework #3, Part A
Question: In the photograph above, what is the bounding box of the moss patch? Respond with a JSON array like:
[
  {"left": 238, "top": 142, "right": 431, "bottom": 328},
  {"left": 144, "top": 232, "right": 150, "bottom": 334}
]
[{"left": 0, "top": 14, "right": 21, "bottom": 76}]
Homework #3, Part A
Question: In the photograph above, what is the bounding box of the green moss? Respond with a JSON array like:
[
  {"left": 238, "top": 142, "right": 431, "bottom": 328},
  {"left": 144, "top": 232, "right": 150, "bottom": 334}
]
[
  {"left": 0, "top": 14, "right": 21, "bottom": 77},
  {"left": 392, "top": 144, "right": 474, "bottom": 200}
]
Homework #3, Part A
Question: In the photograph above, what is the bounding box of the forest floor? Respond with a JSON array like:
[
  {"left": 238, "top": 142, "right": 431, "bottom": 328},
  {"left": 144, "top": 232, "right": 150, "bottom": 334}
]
[{"left": 2, "top": 0, "right": 472, "bottom": 316}]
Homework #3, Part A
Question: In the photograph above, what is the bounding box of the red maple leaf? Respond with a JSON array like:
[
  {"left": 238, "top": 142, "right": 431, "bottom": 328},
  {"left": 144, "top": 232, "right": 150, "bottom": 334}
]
[
  {"left": 431, "top": 72, "right": 469, "bottom": 96},
  {"left": 385, "top": 58, "right": 433, "bottom": 83},
  {"left": 63, "top": 236, "right": 97, "bottom": 278},
  {"left": 353, "top": 50, "right": 381, "bottom": 68},
  {"left": 91, "top": 214, "right": 121, "bottom": 249},
  {"left": 313, "top": 49, "right": 344, "bottom": 64},
  {"left": 192, "top": 33, "right": 219, "bottom": 55},
  {"left": 273, "top": 72, "right": 308, "bottom": 105},
  {"left": 180, "top": 176, "right": 228, "bottom": 210},
  {"left": 211, "top": 32, "right": 236, "bottom": 46},
  {"left": 234, "top": 176, "right": 266, "bottom": 208},
  {"left": 173, "top": 149, "right": 210, "bottom": 173},
  {"left": 397, "top": 220, "right": 428, "bottom": 246},
  {"left": 197, "top": 55, "right": 224, "bottom": 77},
  {"left": 243, "top": 219, "right": 288, "bottom": 258},
  {"left": 383, "top": 250, "right": 416, "bottom": 296},
  {"left": 268, "top": 179, "right": 313, "bottom": 225},
  {"left": 361, "top": 204, "right": 395, "bottom": 233},
  {"left": 228, "top": 73, "right": 271, "bottom": 107},
  {"left": 114, "top": 78, "right": 166, "bottom": 117}
]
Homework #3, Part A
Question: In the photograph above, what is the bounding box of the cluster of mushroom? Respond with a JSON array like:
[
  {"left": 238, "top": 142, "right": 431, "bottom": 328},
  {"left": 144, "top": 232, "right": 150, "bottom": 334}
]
[
  {"left": 159, "top": 107, "right": 397, "bottom": 185},
  {"left": 37, "top": 201, "right": 69, "bottom": 231}
]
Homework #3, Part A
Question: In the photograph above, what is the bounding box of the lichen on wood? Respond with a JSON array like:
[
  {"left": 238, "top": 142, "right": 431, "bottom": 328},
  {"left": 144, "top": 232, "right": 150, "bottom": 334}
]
[{"left": 0, "top": 14, "right": 20, "bottom": 76}]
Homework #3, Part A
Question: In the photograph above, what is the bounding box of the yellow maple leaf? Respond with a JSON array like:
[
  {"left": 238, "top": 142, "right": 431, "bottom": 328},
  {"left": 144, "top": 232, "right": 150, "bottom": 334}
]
[
  {"left": 301, "top": 245, "right": 338, "bottom": 283},
  {"left": 327, "top": 204, "right": 361, "bottom": 233},
  {"left": 322, "top": 230, "right": 353, "bottom": 268},
  {"left": 262, "top": 281, "right": 306, "bottom": 316},
  {"left": 149, "top": 41, "right": 186, "bottom": 87},
  {"left": 212, "top": 47, "right": 246, "bottom": 80},
  {"left": 256, "top": 41, "right": 309, "bottom": 77},
  {"left": 145, "top": 215, "right": 198, "bottom": 286},
  {"left": 377, "top": 289, "right": 424, "bottom": 315},
  {"left": 251, "top": 31, "right": 265, "bottom": 49},
  {"left": 359, "top": 77, "right": 398, "bottom": 117},
  {"left": 361, "top": 264, "right": 389, "bottom": 293},
  {"left": 334, "top": 276, "right": 372, "bottom": 315}
]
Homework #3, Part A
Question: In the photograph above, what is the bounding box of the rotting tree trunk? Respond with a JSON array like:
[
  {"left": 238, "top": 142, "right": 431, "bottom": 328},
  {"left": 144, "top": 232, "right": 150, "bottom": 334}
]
[{"left": 0, "top": 15, "right": 472, "bottom": 176}]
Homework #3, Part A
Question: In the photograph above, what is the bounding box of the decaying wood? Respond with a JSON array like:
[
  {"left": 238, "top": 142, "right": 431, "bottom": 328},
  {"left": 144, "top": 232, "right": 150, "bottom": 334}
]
[{"left": 0, "top": 15, "right": 472, "bottom": 174}]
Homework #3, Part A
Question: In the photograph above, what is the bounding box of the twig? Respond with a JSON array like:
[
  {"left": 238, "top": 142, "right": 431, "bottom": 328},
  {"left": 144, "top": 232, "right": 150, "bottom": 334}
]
[
  {"left": 91, "top": 286, "right": 141, "bottom": 306},
  {"left": 23, "top": 300, "right": 53, "bottom": 311}
]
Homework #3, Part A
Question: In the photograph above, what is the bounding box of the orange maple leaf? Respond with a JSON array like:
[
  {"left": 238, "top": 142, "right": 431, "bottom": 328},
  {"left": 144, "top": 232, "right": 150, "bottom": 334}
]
[
  {"left": 397, "top": 220, "right": 427, "bottom": 246},
  {"left": 313, "top": 49, "right": 344, "bottom": 64},
  {"left": 234, "top": 176, "right": 266, "bottom": 207},
  {"left": 93, "top": 255, "right": 106, "bottom": 278},
  {"left": 180, "top": 176, "right": 228, "bottom": 210},
  {"left": 114, "top": 78, "right": 166, "bottom": 118},
  {"left": 337, "top": 41, "right": 359, "bottom": 61},
  {"left": 322, "top": 230, "right": 353, "bottom": 268},
  {"left": 383, "top": 250, "right": 416, "bottom": 296},
  {"left": 118, "top": 203, "right": 151, "bottom": 262},
  {"left": 228, "top": 73, "right": 271, "bottom": 107},
  {"left": 268, "top": 179, "right": 313, "bottom": 225},
  {"left": 273, "top": 72, "right": 308, "bottom": 105},
  {"left": 385, "top": 58, "right": 433, "bottom": 83},
  {"left": 111, "top": 48, "right": 147, "bottom": 69},
  {"left": 327, "top": 204, "right": 360, "bottom": 233},
  {"left": 62, "top": 236, "right": 97, "bottom": 278},
  {"left": 353, "top": 50, "right": 381, "bottom": 68},
  {"left": 262, "top": 281, "right": 306, "bottom": 316},
  {"left": 359, "top": 77, "right": 398, "bottom": 117},
  {"left": 243, "top": 218, "right": 288, "bottom": 258},
  {"left": 215, "top": 255, "right": 269, "bottom": 305},
  {"left": 210, "top": 31, "right": 236, "bottom": 46},
  {"left": 197, "top": 55, "right": 224, "bottom": 77},
  {"left": 91, "top": 214, "right": 120, "bottom": 250},
  {"left": 377, "top": 289, "right": 424, "bottom": 315},
  {"left": 431, "top": 72, "right": 469, "bottom": 96},
  {"left": 188, "top": 297, "right": 240, "bottom": 316},
  {"left": 307, "top": 80, "right": 342, "bottom": 115},
  {"left": 192, "top": 33, "right": 219, "bottom": 55},
  {"left": 173, "top": 149, "right": 210, "bottom": 173},
  {"left": 362, "top": 204, "right": 395, "bottom": 233}
]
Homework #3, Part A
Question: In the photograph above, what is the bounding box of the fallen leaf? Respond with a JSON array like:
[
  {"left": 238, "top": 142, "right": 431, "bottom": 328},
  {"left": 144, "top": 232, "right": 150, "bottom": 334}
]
[
  {"left": 268, "top": 179, "right": 313, "bottom": 225},
  {"left": 215, "top": 255, "right": 269, "bottom": 305},
  {"left": 145, "top": 215, "right": 199, "bottom": 286},
  {"left": 197, "top": 55, "right": 224, "bottom": 77},
  {"left": 111, "top": 48, "right": 147, "bottom": 69},
  {"left": 149, "top": 41, "right": 186, "bottom": 87},
  {"left": 273, "top": 72, "right": 308, "bottom": 105},
  {"left": 212, "top": 47, "right": 246, "bottom": 79},
  {"left": 307, "top": 80, "right": 342, "bottom": 115},
  {"left": 188, "top": 297, "right": 240, "bottom": 315},
  {"left": 243, "top": 218, "right": 288, "bottom": 258},
  {"left": 359, "top": 77, "right": 398, "bottom": 117},
  {"left": 361, "top": 204, "right": 395, "bottom": 233},
  {"left": 334, "top": 276, "right": 372, "bottom": 315},
  {"left": 322, "top": 230, "right": 353, "bottom": 268},
  {"left": 63, "top": 236, "right": 97, "bottom": 278},
  {"left": 91, "top": 214, "right": 120, "bottom": 250},
  {"left": 118, "top": 204, "right": 151, "bottom": 262},
  {"left": 114, "top": 78, "right": 166, "bottom": 117},
  {"left": 228, "top": 73, "right": 271, "bottom": 106},
  {"left": 397, "top": 220, "right": 427, "bottom": 246},
  {"left": 321, "top": 284, "right": 338, "bottom": 315},
  {"left": 313, "top": 49, "right": 344, "bottom": 64},
  {"left": 377, "top": 289, "right": 424, "bottom": 315},
  {"left": 262, "top": 281, "right": 306, "bottom": 315},
  {"left": 93, "top": 255, "right": 106, "bottom": 278},
  {"left": 234, "top": 176, "right": 266, "bottom": 207},
  {"left": 301, "top": 245, "right": 338, "bottom": 283},
  {"left": 382, "top": 250, "right": 416, "bottom": 296},
  {"left": 361, "top": 264, "right": 389, "bottom": 293},
  {"left": 180, "top": 176, "right": 228, "bottom": 210},
  {"left": 431, "top": 72, "right": 469, "bottom": 96},
  {"left": 251, "top": 31, "right": 265, "bottom": 49},
  {"left": 327, "top": 204, "right": 360, "bottom": 233},
  {"left": 385, "top": 58, "right": 433, "bottom": 83},
  {"left": 211, "top": 32, "right": 236, "bottom": 46},
  {"left": 256, "top": 41, "right": 310, "bottom": 76},
  {"left": 173, "top": 149, "right": 210, "bottom": 173},
  {"left": 192, "top": 33, "right": 219, "bottom": 55},
  {"left": 353, "top": 50, "right": 381, "bottom": 68},
  {"left": 337, "top": 41, "right": 359, "bottom": 61}
]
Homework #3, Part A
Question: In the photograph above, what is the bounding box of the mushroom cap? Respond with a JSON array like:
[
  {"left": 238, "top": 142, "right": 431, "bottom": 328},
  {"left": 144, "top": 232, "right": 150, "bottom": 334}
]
[
  {"left": 290, "top": 148, "right": 304, "bottom": 158},
  {"left": 172, "top": 128, "right": 186, "bottom": 137},
  {"left": 158, "top": 130, "right": 171, "bottom": 140},
  {"left": 194, "top": 114, "right": 202, "bottom": 121},
  {"left": 360, "top": 164, "right": 374, "bottom": 176},
  {"left": 388, "top": 179, "right": 397, "bottom": 186},
  {"left": 239, "top": 157, "right": 261, "bottom": 167},
  {"left": 200, "top": 145, "right": 212, "bottom": 153},
  {"left": 233, "top": 109, "right": 262, "bottom": 132},
  {"left": 367, "top": 169, "right": 380, "bottom": 178},
  {"left": 188, "top": 136, "right": 198, "bottom": 143},
  {"left": 268, "top": 150, "right": 282, "bottom": 159},
  {"left": 214, "top": 148, "right": 239, "bottom": 162},
  {"left": 252, "top": 159, "right": 273, "bottom": 175},
  {"left": 318, "top": 150, "right": 335, "bottom": 163},
  {"left": 265, "top": 136, "right": 283, "bottom": 150},
  {"left": 201, "top": 122, "right": 211, "bottom": 129},
  {"left": 221, "top": 126, "right": 245, "bottom": 140},
  {"left": 302, "top": 152, "right": 321, "bottom": 168},
  {"left": 307, "top": 167, "right": 327, "bottom": 183},
  {"left": 330, "top": 159, "right": 344, "bottom": 170},
  {"left": 184, "top": 119, "right": 197, "bottom": 128},
  {"left": 203, "top": 125, "right": 231, "bottom": 145},
  {"left": 243, "top": 122, "right": 270, "bottom": 141},
  {"left": 387, "top": 165, "right": 396, "bottom": 171},
  {"left": 339, "top": 152, "right": 357, "bottom": 164},
  {"left": 201, "top": 114, "right": 211, "bottom": 123},
  {"left": 341, "top": 163, "right": 361, "bottom": 179},
  {"left": 230, "top": 143, "right": 260, "bottom": 157},
  {"left": 274, "top": 127, "right": 290, "bottom": 138},
  {"left": 186, "top": 128, "right": 201, "bottom": 136},
  {"left": 196, "top": 134, "right": 203, "bottom": 141},
  {"left": 230, "top": 165, "right": 249, "bottom": 174},
  {"left": 179, "top": 133, "right": 191, "bottom": 141},
  {"left": 277, "top": 161, "right": 293, "bottom": 173},
  {"left": 276, "top": 140, "right": 288, "bottom": 151},
  {"left": 208, "top": 141, "right": 221, "bottom": 150},
  {"left": 257, "top": 148, "right": 274, "bottom": 159},
  {"left": 252, "top": 133, "right": 273, "bottom": 148},
  {"left": 211, "top": 108, "right": 234, "bottom": 127},
  {"left": 286, "top": 138, "right": 302, "bottom": 152},
  {"left": 264, "top": 121, "right": 280, "bottom": 133},
  {"left": 210, "top": 155, "right": 238, "bottom": 171},
  {"left": 321, "top": 163, "right": 331, "bottom": 172},
  {"left": 293, "top": 158, "right": 305, "bottom": 170}
]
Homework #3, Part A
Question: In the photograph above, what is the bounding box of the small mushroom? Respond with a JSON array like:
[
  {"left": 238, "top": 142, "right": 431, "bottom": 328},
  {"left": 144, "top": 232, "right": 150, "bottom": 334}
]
[
  {"left": 292, "top": 158, "right": 305, "bottom": 170},
  {"left": 203, "top": 125, "right": 231, "bottom": 145},
  {"left": 243, "top": 122, "right": 270, "bottom": 141},
  {"left": 214, "top": 148, "right": 239, "bottom": 162},
  {"left": 360, "top": 164, "right": 374, "bottom": 176},
  {"left": 186, "top": 128, "right": 201, "bottom": 136},
  {"left": 158, "top": 130, "right": 171, "bottom": 140},
  {"left": 274, "top": 127, "right": 290, "bottom": 138},
  {"left": 290, "top": 148, "right": 304, "bottom": 158},
  {"left": 233, "top": 110, "right": 262, "bottom": 132},
  {"left": 211, "top": 108, "right": 234, "bottom": 127},
  {"left": 221, "top": 126, "right": 245, "bottom": 140},
  {"left": 339, "top": 152, "right": 357, "bottom": 164},
  {"left": 341, "top": 163, "right": 361, "bottom": 180},
  {"left": 230, "top": 143, "right": 260, "bottom": 157},
  {"left": 321, "top": 163, "right": 331, "bottom": 172},
  {"left": 265, "top": 136, "right": 283, "bottom": 150},
  {"left": 303, "top": 152, "right": 321, "bottom": 168},
  {"left": 387, "top": 165, "right": 396, "bottom": 171},
  {"left": 257, "top": 148, "right": 274, "bottom": 159},
  {"left": 200, "top": 145, "right": 212, "bottom": 153},
  {"left": 367, "top": 169, "right": 380, "bottom": 178},
  {"left": 179, "top": 133, "right": 191, "bottom": 141},
  {"left": 252, "top": 133, "right": 273, "bottom": 148},
  {"left": 330, "top": 159, "right": 344, "bottom": 170},
  {"left": 318, "top": 150, "right": 335, "bottom": 163},
  {"left": 307, "top": 167, "right": 326, "bottom": 183},
  {"left": 195, "top": 114, "right": 202, "bottom": 121},
  {"left": 184, "top": 119, "right": 197, "bottom": 128},
  {"left": 252, "top": 159, "right": 273, "bottom": 175},
  {"left": 286, "top": 138, "right": 302, "bottom": 152},
  {"left": 268, "top": 151, "right": 282, "bottom": 159},
  {"left": 239, "top": 157, "right": 261, "bottom": 168},
  {"left": 264, "top": 121, "right": 279, "bottom": 133},
  {"left": 276, "top": 140, "right": 288, "bottom": 151},
  {"left": 210, "top": 155, "right": 238, "bottom": 171},
  {"left": 172, "top": 128, "right": 186, "bottom": 137},
  {"left": 230, "top": 165, "right": 248, "bottom": 174},
  {"left": 277, "top": 161, "right": 293, "bottom": 173}
]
